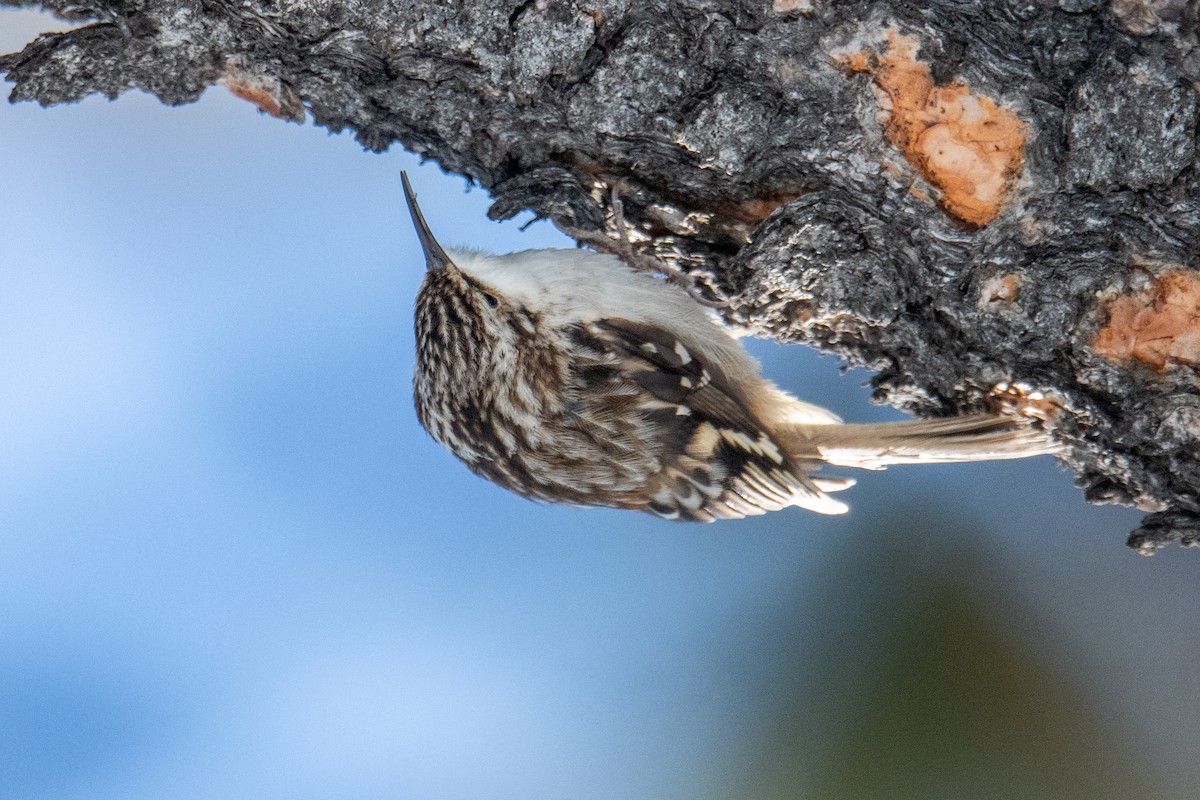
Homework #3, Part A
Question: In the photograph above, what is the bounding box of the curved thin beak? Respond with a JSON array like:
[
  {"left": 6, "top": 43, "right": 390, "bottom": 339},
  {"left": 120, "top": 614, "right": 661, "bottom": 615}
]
[{"left": 401, "top": 171, "right": 454, "bottom": 273}]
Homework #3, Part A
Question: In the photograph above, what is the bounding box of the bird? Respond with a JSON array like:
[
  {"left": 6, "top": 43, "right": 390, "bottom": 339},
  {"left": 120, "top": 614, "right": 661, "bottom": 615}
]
[{"left": 401, "top": 172, "right": 1061, "bottom": 521}]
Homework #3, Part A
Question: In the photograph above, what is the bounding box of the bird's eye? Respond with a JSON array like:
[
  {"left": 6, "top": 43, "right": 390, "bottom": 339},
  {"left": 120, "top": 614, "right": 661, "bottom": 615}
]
[{"left": 483, "top": 292, "right": 499, "bottom": 308}]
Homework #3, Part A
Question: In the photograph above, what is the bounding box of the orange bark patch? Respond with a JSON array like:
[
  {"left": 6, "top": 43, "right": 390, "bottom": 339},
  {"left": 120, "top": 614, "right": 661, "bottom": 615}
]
[
  {"left": 978, "top": 273, "right": 1024, "bottom": 306},
  {"left": 843, "top": 50, "right": 871, "bottom": 74},
  {"left": 220, "top": 67, "right": 305, "bottom": 122},
  {"left": 1094, "top": 270, "right": 1200, "bottom": 371},
  {"left": 734, "top": 192, "right": 804, "bottom": 224},
  {"left": 225, "top": 80, "right": 284, "bottom": 117},
  {"left": 846, "top": 32, "right": 1027, "bottom": 228}
]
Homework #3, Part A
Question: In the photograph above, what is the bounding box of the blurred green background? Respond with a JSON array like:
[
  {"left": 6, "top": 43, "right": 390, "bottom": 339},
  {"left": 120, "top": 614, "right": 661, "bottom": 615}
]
[{"left": 2, "top": 10, "right": 1197, "bottom": 800}]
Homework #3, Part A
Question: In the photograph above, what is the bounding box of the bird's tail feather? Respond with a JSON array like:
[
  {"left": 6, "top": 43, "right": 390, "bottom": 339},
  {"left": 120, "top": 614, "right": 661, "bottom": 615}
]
[{"left": 785, "top": 414, "right": 1063, "bottom": 470}]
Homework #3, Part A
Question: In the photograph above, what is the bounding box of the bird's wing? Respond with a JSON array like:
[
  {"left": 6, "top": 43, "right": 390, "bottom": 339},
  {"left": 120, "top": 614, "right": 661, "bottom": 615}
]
[{"left": 572, "top": 318, "right": 849, "bottom": 520}]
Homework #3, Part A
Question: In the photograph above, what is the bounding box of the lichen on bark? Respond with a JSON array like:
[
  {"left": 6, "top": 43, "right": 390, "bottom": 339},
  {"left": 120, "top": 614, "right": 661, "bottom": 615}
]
[{"left": 3, "top": 0, "right": 1199, "bottom": 550}]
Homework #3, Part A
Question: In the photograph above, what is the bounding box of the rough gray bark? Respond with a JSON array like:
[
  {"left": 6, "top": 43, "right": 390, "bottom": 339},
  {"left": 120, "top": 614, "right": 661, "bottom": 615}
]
[{"left": 3, "top": 0, "right": 1199, "bottom": 551}]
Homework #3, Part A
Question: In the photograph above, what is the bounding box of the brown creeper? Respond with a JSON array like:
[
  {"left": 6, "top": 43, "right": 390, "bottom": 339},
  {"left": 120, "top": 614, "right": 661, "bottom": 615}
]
[{"left": 402, "top": 173, "right": 1060, "bottom": 521}]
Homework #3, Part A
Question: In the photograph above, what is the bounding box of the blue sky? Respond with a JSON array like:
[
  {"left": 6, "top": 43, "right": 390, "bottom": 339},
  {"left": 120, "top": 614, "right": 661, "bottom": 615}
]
[{"left": 2, "top": 9, "right": 1198, "bottom": 800}]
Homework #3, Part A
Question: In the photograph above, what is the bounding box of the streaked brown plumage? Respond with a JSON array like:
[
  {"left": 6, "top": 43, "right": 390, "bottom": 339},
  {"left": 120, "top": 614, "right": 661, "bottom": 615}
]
[{"left": 403, "top": 173, "right": 1061, "bottom": 520}]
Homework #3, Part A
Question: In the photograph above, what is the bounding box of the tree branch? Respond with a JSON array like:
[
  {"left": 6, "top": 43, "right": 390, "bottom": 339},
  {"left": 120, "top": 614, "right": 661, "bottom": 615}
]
[{"left": 4, "top": 0, "right": 1198, "bottom": 550}]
